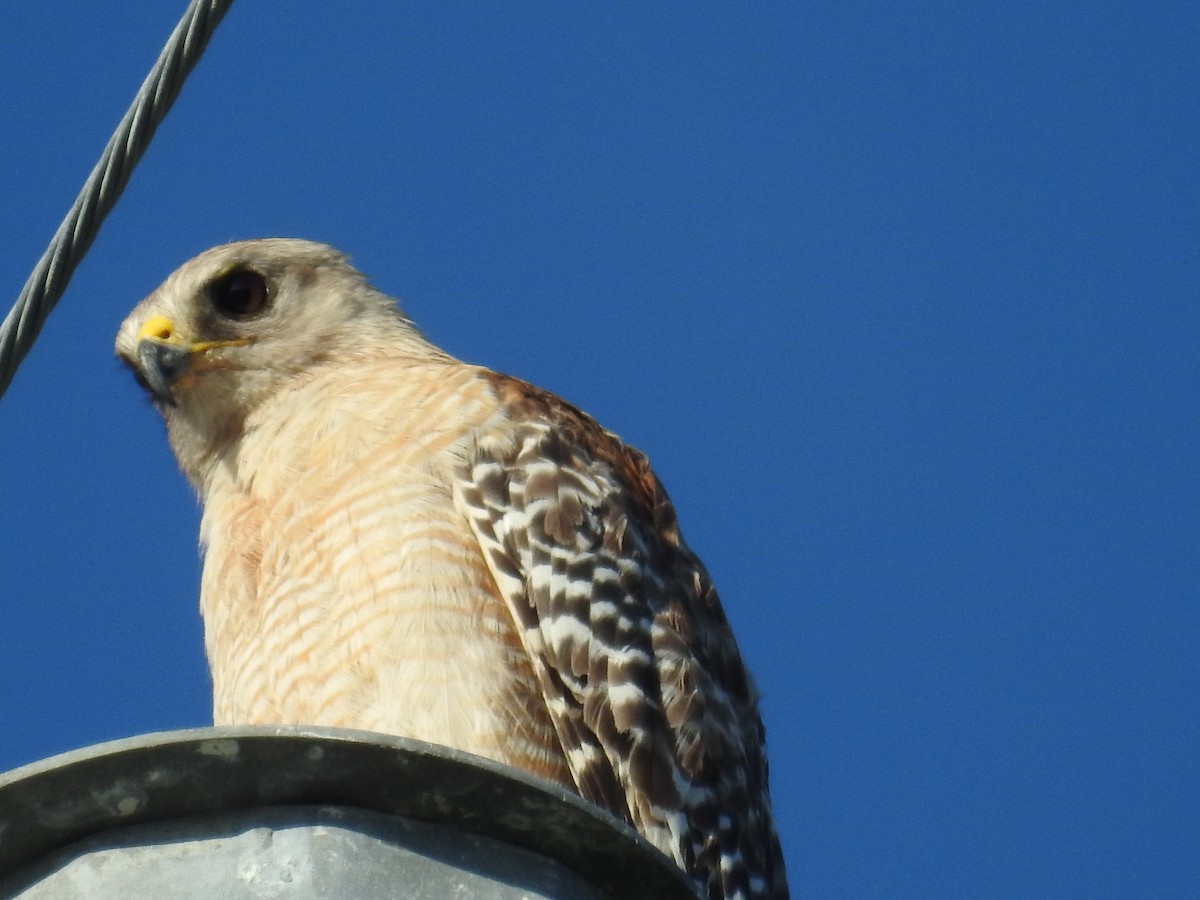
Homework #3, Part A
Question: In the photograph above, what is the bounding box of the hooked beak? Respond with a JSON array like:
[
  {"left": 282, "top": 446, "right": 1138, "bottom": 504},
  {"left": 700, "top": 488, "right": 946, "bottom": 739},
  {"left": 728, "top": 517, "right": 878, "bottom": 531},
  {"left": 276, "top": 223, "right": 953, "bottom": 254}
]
[
  {"left": 136, "top": 339, "right": 193, "bottom": 406},
  {"left": 130, "top": 314, "right": 250, "bottom": 406}
]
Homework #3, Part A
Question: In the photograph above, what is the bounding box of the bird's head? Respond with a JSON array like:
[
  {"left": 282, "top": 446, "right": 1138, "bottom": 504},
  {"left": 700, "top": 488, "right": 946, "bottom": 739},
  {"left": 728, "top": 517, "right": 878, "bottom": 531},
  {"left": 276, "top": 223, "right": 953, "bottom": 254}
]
[{"left": 116, "top": 238, "right": 436, "bottom": 486}]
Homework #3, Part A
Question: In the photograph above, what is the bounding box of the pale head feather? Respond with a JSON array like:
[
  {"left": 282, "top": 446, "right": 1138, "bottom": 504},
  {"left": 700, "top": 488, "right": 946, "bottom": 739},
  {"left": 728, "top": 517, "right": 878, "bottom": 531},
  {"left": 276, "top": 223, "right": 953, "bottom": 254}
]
[{"left": 115, "top": 238, "right": 450, "bottom": 492}]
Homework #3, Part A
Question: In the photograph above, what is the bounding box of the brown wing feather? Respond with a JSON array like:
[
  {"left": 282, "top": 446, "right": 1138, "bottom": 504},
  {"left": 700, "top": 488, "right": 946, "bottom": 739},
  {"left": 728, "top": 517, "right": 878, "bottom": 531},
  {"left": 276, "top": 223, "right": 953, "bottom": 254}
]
[{"left": 455, "top": 372, "right": 788, "bottom": 900}]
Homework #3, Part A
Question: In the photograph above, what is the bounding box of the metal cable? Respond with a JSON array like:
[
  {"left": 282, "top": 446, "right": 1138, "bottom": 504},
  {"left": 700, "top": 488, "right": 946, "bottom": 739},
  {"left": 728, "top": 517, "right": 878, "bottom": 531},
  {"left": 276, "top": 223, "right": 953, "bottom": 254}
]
[{"left": 0, "top": 0, "right": 235, "bottom": 402}]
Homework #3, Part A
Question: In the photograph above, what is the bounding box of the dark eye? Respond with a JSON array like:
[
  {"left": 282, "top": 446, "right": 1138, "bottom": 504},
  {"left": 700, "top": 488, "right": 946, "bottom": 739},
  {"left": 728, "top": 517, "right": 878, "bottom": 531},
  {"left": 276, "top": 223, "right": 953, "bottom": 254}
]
[{"left": 209, "top": 268, "right": 269, "bottom": 319}]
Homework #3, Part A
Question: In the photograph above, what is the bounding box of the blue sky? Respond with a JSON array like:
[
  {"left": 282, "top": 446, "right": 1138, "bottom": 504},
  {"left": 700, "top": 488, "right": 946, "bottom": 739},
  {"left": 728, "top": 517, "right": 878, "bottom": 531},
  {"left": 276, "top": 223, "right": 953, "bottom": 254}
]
[{"left": 0, "top": 3, "right": 1196, "bottom": 896}]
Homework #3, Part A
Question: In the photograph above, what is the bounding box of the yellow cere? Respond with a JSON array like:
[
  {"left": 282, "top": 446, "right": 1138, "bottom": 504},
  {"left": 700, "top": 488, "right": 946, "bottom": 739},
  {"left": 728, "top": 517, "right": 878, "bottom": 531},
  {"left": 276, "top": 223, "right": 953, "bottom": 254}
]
[
  {"left": 136, "top": 314, "right": 252, "bottom": 354},
  {"left": 137, "top": 314, "right": 178, "bottom": 343}
]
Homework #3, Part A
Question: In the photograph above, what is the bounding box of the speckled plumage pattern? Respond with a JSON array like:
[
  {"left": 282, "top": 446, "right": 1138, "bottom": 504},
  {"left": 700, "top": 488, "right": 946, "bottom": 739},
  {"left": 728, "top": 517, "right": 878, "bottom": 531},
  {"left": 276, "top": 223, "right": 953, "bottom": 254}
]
[{"left": 115, "top": 239, "right": 788, "bottom": 899}]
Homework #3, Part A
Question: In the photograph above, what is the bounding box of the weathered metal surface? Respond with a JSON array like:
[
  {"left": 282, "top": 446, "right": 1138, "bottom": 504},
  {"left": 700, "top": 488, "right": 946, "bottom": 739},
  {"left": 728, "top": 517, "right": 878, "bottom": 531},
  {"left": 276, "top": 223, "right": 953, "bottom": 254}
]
[
  {"left": 4, "top": 806, "right": 603, "bottom": 899},
  {"left": 0, "top": 727, "right": 699, "bottom": 899}
]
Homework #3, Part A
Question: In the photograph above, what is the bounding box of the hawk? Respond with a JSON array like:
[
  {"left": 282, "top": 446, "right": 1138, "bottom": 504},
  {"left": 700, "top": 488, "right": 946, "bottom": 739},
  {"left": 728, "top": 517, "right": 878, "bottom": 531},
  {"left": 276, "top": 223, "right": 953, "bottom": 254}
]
[{"left": 115, "top": 239, "right": 788, "bottom": 899}]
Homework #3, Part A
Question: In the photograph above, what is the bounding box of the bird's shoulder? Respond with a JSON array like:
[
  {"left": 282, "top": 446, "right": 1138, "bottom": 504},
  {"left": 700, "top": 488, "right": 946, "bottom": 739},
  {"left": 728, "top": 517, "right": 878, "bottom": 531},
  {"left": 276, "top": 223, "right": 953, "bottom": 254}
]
[{"left": 477, "top": 370, "right": 663, "bottom": 520}]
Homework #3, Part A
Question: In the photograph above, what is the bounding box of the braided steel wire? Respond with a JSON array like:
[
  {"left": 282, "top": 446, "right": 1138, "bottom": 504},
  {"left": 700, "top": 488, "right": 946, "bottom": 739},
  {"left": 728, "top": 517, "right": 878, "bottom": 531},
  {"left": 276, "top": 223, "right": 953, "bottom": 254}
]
[{"left": 0, "top": 0, "right": 235, "bottom": 401}]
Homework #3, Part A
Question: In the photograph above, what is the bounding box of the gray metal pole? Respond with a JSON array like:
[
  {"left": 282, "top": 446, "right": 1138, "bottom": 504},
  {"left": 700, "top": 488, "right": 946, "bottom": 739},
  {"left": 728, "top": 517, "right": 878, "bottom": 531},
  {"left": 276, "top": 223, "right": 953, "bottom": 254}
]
[{"left": 0, "top": 726, "right": 698, "bottom": 899}]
